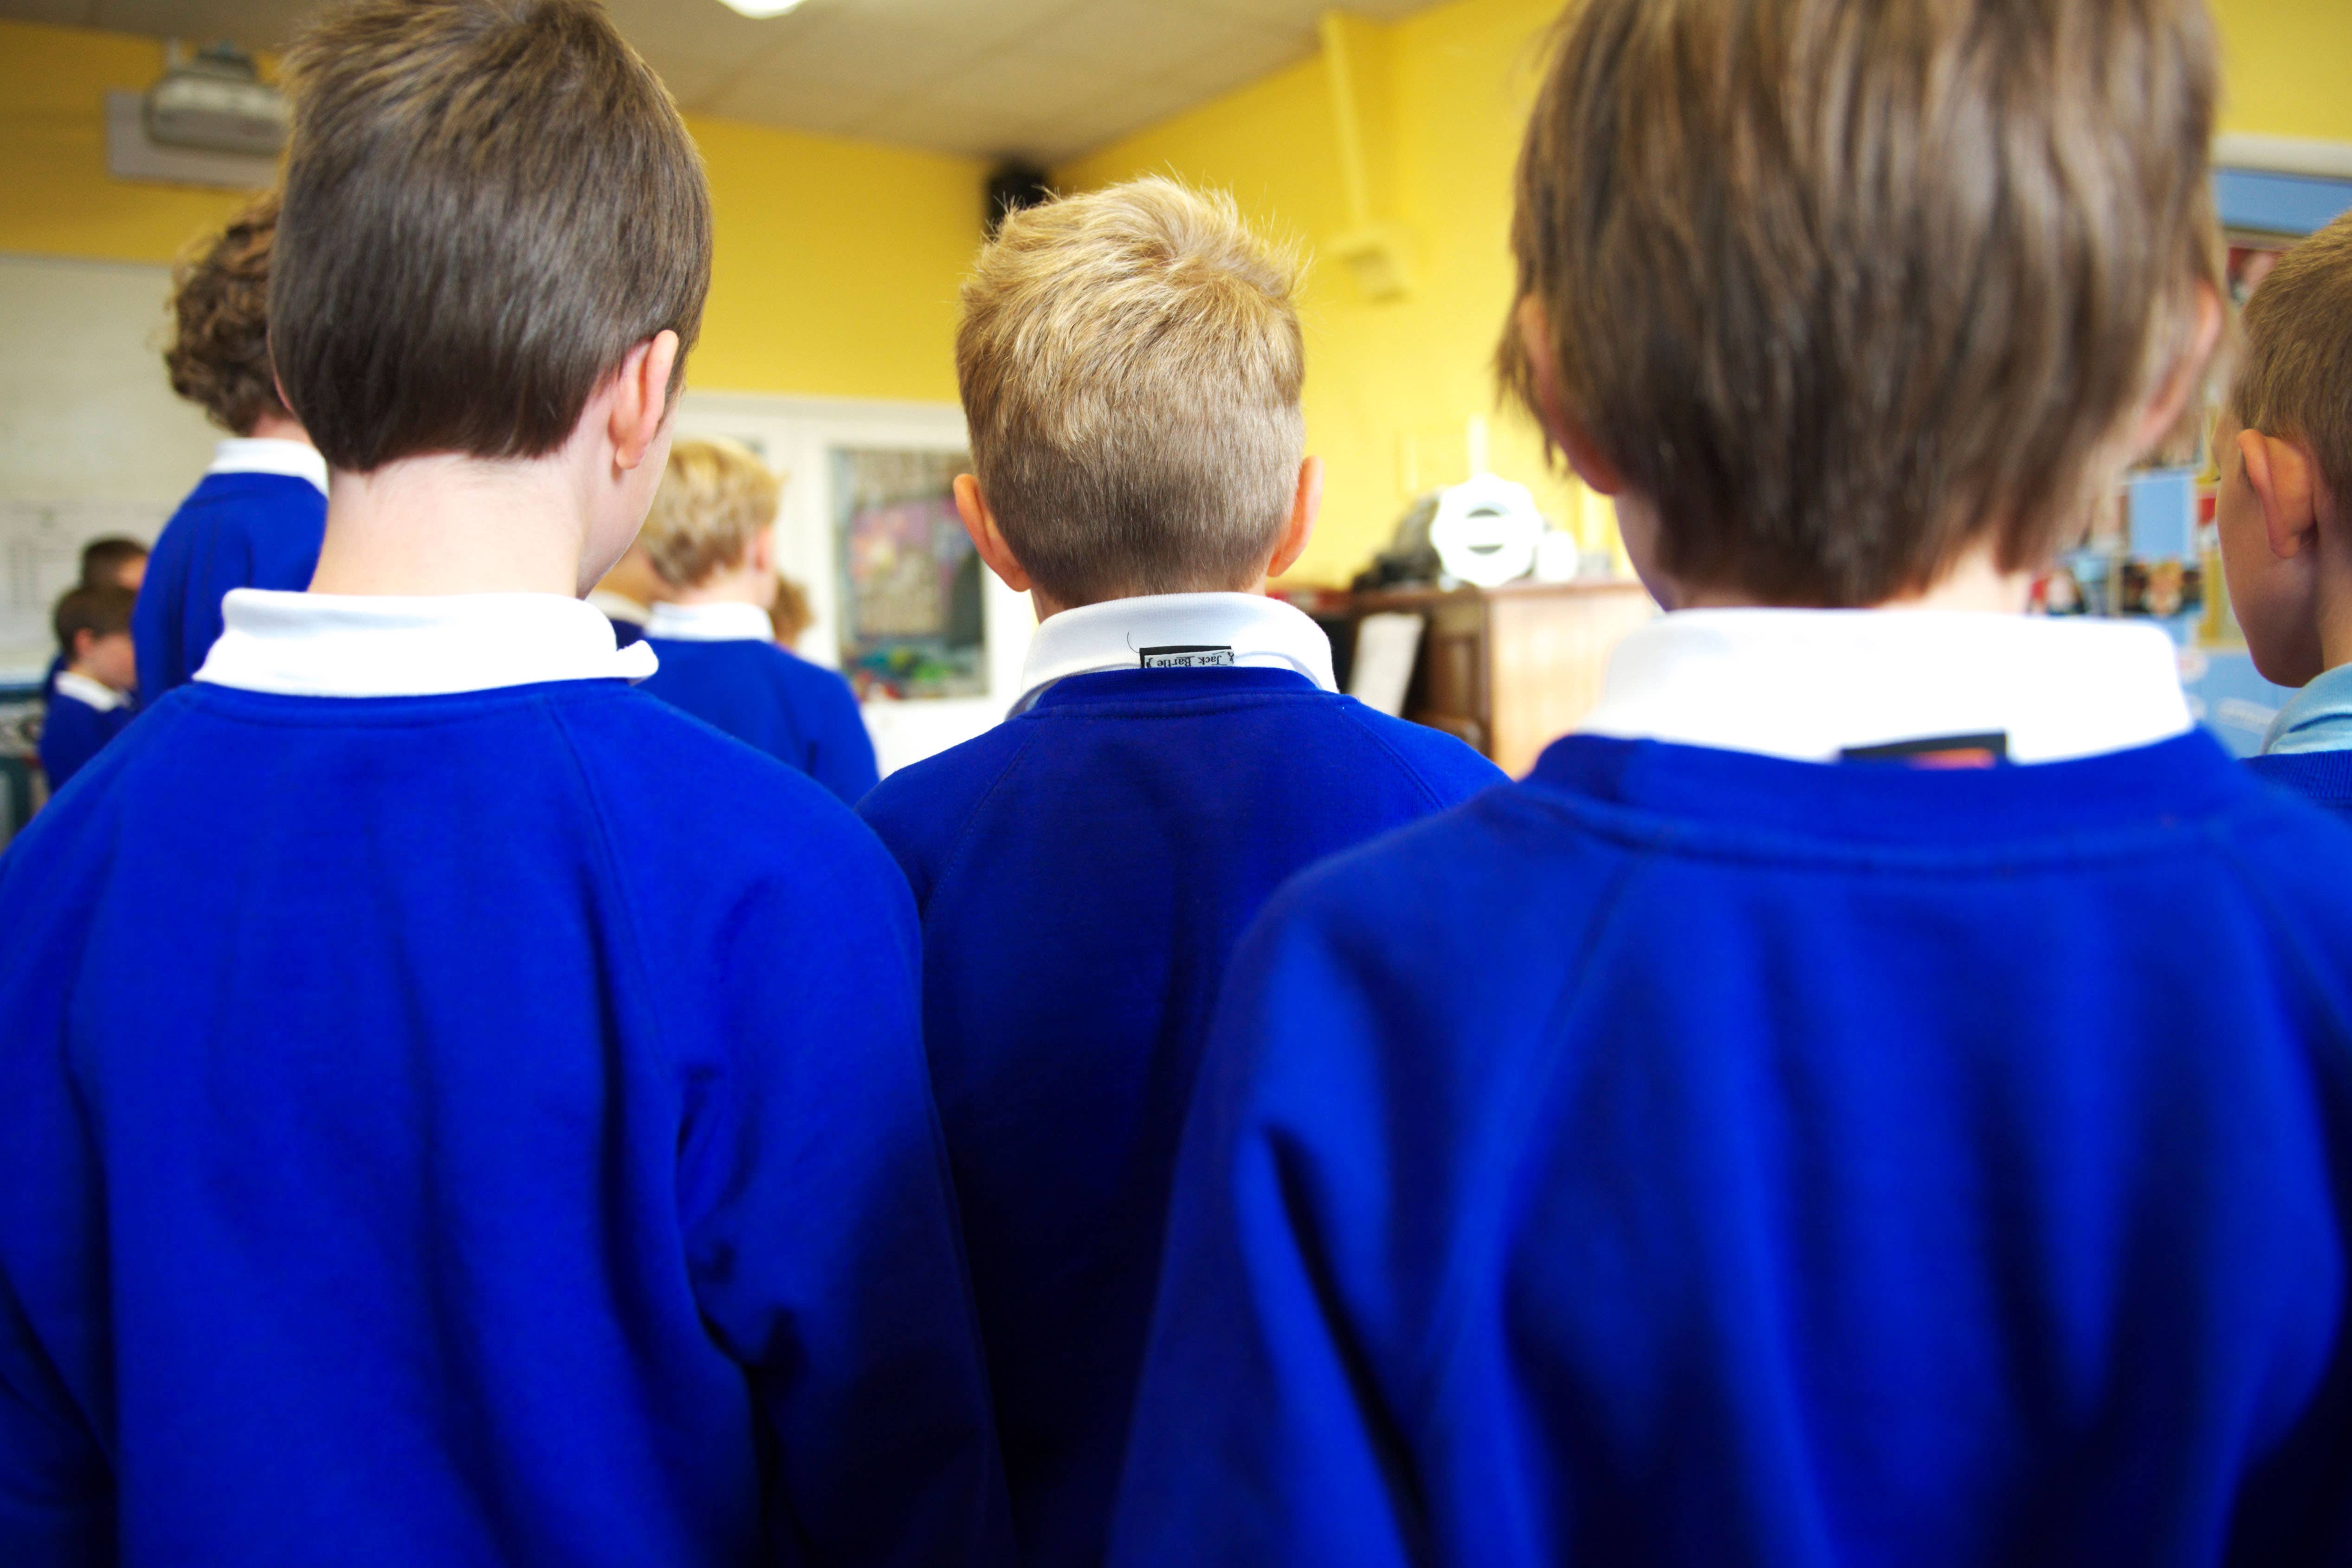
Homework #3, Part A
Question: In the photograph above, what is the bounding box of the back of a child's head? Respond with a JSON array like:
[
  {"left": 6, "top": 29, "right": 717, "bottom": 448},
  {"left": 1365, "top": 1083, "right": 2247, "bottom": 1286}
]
[
  {"left": 273, "top": 0, "right": 712, "bottom": 475},
  {"left": 79, "top": 536, "right": 149, "bottom": 590},
  {"left": 1505, "top": 0, "right": 2220, "bottom": 607},
  {"left": 640, "top": 438, "right": 780, "bottom": 588},
  {"left": 957, "top": 177, "right": 1304, "bottom": 607},
  {"left": 2233, "top": 212, "right": 2352, "bottom": 517},
  {"left": 166, "top": 191, "right": 289, "bottom": 438},
  {"left": 53, "top": 584, "right": 136, "bottom": 658}
]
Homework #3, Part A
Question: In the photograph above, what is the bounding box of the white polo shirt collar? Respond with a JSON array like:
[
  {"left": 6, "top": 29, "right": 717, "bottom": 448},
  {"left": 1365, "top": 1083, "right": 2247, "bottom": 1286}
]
[
  {"left": 52, "top": 670, "right": 128, "bottom": 712},
  {"left": 1579, "top": 608, "right": 2192, "bottom": 764},
  {"left": 1013, "top": 591, "right": 1337, "bottom": 715},
  {"left": 643, "top": 600, "right": 775, "bottom": 643},
  {"left": 196, "top": 588, "right": 657, "bottom": 697},
  {"left": 207, "top": 438, "right": 330, "bottom": 496}
]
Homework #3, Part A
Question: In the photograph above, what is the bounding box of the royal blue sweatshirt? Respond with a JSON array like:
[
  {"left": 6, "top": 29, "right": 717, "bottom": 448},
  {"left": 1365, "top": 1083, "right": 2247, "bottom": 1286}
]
[
  {"left": 34, "top": 685, "right": 133, "bottom": 791},
  {"left": 2248, "top": 750, "right": 2352, "bottom": 818},
  {"left": 858, "top": 666, "right": 1504, "bottom": 1568},
  {"left": 132, "top": 471, "right": 327, "bottom": 698},
  {"left": 0, "top": 678, "right": 1009, "bottom": 1567},
  {"left": 640, "top": 638, "right": 879, "bottom": 804},
  {"left": 1111, "top": 730, "right": 2352, "bottom": 1568}
]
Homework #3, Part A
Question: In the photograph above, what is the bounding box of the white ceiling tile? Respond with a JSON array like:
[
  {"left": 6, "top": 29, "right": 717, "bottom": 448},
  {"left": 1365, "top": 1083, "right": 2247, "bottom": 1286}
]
[
  {"left": 696, "top": 62, "right": 882, "bottom": 128},
  {"left": 86, "top": 0, "right": 312, "bottom": 51},
  {"left": 0, "top": 0, "right": 105, "bottom": 29}
]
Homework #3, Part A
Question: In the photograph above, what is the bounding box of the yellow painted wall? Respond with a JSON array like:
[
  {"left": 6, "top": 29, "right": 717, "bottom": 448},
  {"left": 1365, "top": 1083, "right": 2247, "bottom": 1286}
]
[
  {"left": 1067, "top": 0, "right": 2352, "bottom": 585},
  {"left": 0, "top": 18, "right": 982, "bottom": 402},
  {"left": 2210, "top": 0, "right": 2352, "bottom": 142}
]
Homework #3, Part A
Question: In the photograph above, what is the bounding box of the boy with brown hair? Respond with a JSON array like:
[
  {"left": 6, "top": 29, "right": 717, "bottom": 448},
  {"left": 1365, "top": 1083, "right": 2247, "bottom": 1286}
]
[
  {"left": 1111, "top": 1, "right": 2352, "bottom": 1563},
  {"left": 0, "top": 2, "right": 1007, "bottom": 1564},
  {"left": 37, "top": 583, "right": 138, "bottom": 791},
  {"left": 856, "top": 176, "right": 1502, "bottom": 1568},
  {"left": 135, "top": 188, "right": 329, "bottom": 699},
  {"left": 636, "top": 436, "right": 878, "bottom": 801},
  {"left": 2216, "top": 212, "right": 2352, "bottom": 811}
]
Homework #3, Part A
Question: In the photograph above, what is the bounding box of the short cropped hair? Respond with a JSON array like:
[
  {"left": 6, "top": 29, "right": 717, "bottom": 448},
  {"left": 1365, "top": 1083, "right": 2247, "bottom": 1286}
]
[
  {"left": 79, "top": 537, "right": 150, "bottom": 589},
  {"left": 53, "top": 584, "right": 136, "bottom": 655},
  {"left": 165, "top": 192, "right": 288, "bottom": 437},
  {"left": 957, "top": 178, "right": 1305, "bottom": 606},
  {"left": 274, "top": 0, "right": 712, "bottom": 474},
  {"left": 640, "top": 438, "right": 781, "bottom": 588},
  {"left": 1502, "top": 0, "right": 2221, "bottom": 607},
  {"left": 2233, "top": 213, "right": 2352, "bottom": 516}
]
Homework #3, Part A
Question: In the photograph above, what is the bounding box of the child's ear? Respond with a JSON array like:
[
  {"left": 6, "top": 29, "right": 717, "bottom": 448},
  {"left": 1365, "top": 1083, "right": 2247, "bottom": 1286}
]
[
  {"left": 1514, "top": 297, "right": 1626, "bottom": 496},
  {"left": 953, "top": 474, "right": 1033, "bottom": 594},
  {"left": 1267, "top": 456, "right": 1322, "bottom": 581},
  {"left": 2241, "top": 430, "right": 2320, "bottom": 561},
  {"left": 610, "top": 330, "right": 681, "bottom": 471}
]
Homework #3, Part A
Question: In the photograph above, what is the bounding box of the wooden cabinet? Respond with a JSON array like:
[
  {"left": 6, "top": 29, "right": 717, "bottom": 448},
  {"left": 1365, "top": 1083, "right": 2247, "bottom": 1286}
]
[{"left": 1337, "top": 580, "right": 1657, "bottom": 777}]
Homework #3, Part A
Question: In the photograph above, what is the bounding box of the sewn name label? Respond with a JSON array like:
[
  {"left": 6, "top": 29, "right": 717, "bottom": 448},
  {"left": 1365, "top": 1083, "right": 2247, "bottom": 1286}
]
[{"left": 1139, "top": 645, "right": 1235, "bottom": 669}]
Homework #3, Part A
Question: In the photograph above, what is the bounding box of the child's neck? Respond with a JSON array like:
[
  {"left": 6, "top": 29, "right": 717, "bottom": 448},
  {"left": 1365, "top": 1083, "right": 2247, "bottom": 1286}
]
[
  {"left": 665, "top": 562, "right": 772, "bottom": 607},
  {"left": 1668, "top": 542, "right": 2033, "bottom": 614},
  {"left": 309, "top": 451, "right": 594, "bottom": 598},
  {"left": 2309, "top": 508, "right": 2352, "bottom": 674},
  {"left": 63, "top": 658, "right": 123, "bottom": 693}
]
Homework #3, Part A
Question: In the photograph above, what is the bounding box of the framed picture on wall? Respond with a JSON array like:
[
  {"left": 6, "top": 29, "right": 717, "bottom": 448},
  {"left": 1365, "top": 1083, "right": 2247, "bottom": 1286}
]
[{"left": 832, "top": 446, "right": 987, "bottom": 701}]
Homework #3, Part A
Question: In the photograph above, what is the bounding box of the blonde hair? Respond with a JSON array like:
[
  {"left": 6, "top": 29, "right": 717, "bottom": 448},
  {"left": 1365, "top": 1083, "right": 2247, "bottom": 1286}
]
[
  {"left": 2233, "top": 212, "right": 2352, "bottom": 516},
  {"left": 1500, "top": 0, "right": 2221, "bottom": 607},
  {"left": 640, "top": 437, "right": 781, "bottom": 588},
  {"left": 956, "top": 177, "right": 1305, "bottom": 607}
]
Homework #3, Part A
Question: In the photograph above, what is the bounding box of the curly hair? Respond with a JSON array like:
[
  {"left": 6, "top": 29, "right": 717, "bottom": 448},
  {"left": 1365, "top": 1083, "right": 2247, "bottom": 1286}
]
[{"left": 165, "top": 190, "right": 289, "bottom": 436}]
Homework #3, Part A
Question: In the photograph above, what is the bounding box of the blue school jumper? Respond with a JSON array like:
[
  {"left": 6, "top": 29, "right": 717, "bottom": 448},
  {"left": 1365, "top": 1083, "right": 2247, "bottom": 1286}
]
[
  {"left": 133, "top": 443, "right": 328, "bottom": 700},
  {"left": 2250, "top": 662, "right": 2352, "bottom": 817},
  {"left": 0, "top": 594, "right": 1008, "bottom": 1568},
  {"left": 858, "top": 642, "right": 1504, "bottom": 1568},
  {"left": 1109, "top": 728, "right": 2352, "bottom": 1567},
  {"left": 640, "top": 632, "right": 878, "bottom": 804},
  {"left": 35, "top": 677, "right": 133, "bottom": 791}
]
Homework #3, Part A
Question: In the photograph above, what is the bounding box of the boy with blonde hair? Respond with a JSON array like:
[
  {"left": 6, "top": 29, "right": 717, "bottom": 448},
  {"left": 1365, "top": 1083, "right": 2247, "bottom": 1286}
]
[
  {"left": 1112, "top": 1, "right": 2352, "bottom": 1563},
  {"left": 637, "top": 436, "right": 878, "bottom": 801},
  {"left": 858, "top": 177, "right": 1502, "bottom": 1567},
  {"left": 135, "top": 189, "right": 328, "bottom": 699},
  {"left": 0, "top": 2, "right": 1006, "bottom": 1562},
  {"left": 2217, "top": 212, "right": 2352, "bottom": 812}
]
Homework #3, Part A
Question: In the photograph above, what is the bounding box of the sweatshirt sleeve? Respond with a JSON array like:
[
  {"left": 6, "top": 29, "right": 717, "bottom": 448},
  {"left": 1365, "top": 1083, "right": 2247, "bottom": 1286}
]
[
  {"left": 1105, "top": 883, "right": 1427, "bottom": 1568},
  {"left": 671, "top": 815, "right": 1010, "bottom": 1567},
  {"left": 809, "top": 672, "right": 881, "bottom": 806}
]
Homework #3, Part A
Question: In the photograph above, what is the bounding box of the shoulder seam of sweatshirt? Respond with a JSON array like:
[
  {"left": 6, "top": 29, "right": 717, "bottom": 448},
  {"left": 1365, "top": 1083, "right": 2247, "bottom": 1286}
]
[
  {"left": 905, "top": 719, "right": 1053, "bottom": 917},
  {"left": 1334, "top": 697, "right": 1488, "bottom": 812}
]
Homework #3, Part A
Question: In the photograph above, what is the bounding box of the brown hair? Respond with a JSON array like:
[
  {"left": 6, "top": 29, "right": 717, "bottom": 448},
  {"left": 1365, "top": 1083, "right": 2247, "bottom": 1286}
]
[
  {"left": 166, "top": 191, "right": 289, "bottom": 437},
  {"left": 273, "top": 0, "right": 712, "bottom": 474},
  {"left": 640, "top": 437, "right": 781, "bottom": 587},
  {"left": 2232, "top": 212, "right": 2352, "bottom": 517},
  {"left": 1501, "top": 0, "right": 2221, "bottom": 607},
  {"left": 79, "top": 536, "right": 150, "bottom": 589},
  {"left": 957, "top": 177, "right": 1305, "bottom": 607},
  {"left": 771, "top": 575, "right": 813, "bottom": 645},
  {"left": 53, "top": 584, "right": 136, "bottom": 655}
]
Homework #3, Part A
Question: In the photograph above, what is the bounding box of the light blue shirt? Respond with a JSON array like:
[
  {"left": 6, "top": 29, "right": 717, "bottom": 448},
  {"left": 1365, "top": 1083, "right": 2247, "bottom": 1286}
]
[{"left": 2262, "top": 661, "right": 2352, "bottom": 755}]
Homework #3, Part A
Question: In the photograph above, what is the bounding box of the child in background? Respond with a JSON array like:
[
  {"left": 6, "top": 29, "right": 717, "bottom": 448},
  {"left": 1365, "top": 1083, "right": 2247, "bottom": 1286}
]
[
  {"left": 771, "top": 572, "right": 814, "bottom": 647},
  {"left": 37, "top": 584, "right": 137, "bottom": 791},
  {"left": 637, "top": 438, "right": 879, "bottom": 802},
  {"left": 78, "top": 536, "right": 149, "bottom": 594},
  {"left": 0, "top": 2, "right": 1007, "bottom": 1564},
  {"left": 41, "top": 538, "right": 151, "bottom": 699},
  {"left": 857, "top": 178, "right": 1503, "bottom": 1568},
  {"left": 1110, "top": 1, "right": 2352, "bottom": 1564},
  {"left": 135, "top": 190, "right": 327, "bottom": 699},
  {"left": 587, "top": 539, "right": 662, "bottom": 648},
  {"left": 2216, "top": 212, "right": 2352, "bottom": 812}
]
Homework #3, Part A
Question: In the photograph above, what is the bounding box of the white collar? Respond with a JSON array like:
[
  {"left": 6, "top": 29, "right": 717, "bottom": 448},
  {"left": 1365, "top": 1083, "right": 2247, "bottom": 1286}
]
[
  {"left": 52, "top": 670, "right": 128, "bottom": 712},
  {"left": 586, "top": 588, "right": 650, "bottom": 627},
  {"left": 1013, "top": 592, "right": 1336, "bottom": 715},
  {"left": 1578, "top": 608, "right": 2192, "bottom": 764},
  {"left": 643, "top": 600, "right": 774, "bottom": 643},
  {"left": 196, "top": 589, "right": 658, "bottom": 697},
  {"left": 208, "top": 438, "right": 330, "bottom": 496}
]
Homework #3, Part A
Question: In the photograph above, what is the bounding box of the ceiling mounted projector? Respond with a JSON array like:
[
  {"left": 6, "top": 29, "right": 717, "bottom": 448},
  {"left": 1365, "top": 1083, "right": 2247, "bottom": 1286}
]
[{"left": 144, "top": 42, "right": 288, "bottom": 158}]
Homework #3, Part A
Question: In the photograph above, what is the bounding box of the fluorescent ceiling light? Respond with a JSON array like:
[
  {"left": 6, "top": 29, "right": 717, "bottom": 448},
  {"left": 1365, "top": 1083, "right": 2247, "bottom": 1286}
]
[{"left": 717, "top": 0, "right": 804, "bottom": 15}]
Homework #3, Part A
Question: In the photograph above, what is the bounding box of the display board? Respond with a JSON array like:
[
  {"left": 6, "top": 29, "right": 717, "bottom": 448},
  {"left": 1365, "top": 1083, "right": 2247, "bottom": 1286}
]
[{"left": 0, "top": 252, "right": 220, "bottom": 682}]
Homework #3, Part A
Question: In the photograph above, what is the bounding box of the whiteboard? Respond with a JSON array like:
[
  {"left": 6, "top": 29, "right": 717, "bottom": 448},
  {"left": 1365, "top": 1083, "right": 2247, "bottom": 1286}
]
[{"left": 0, "top": 252, "right": 223, "bottom": 681}]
